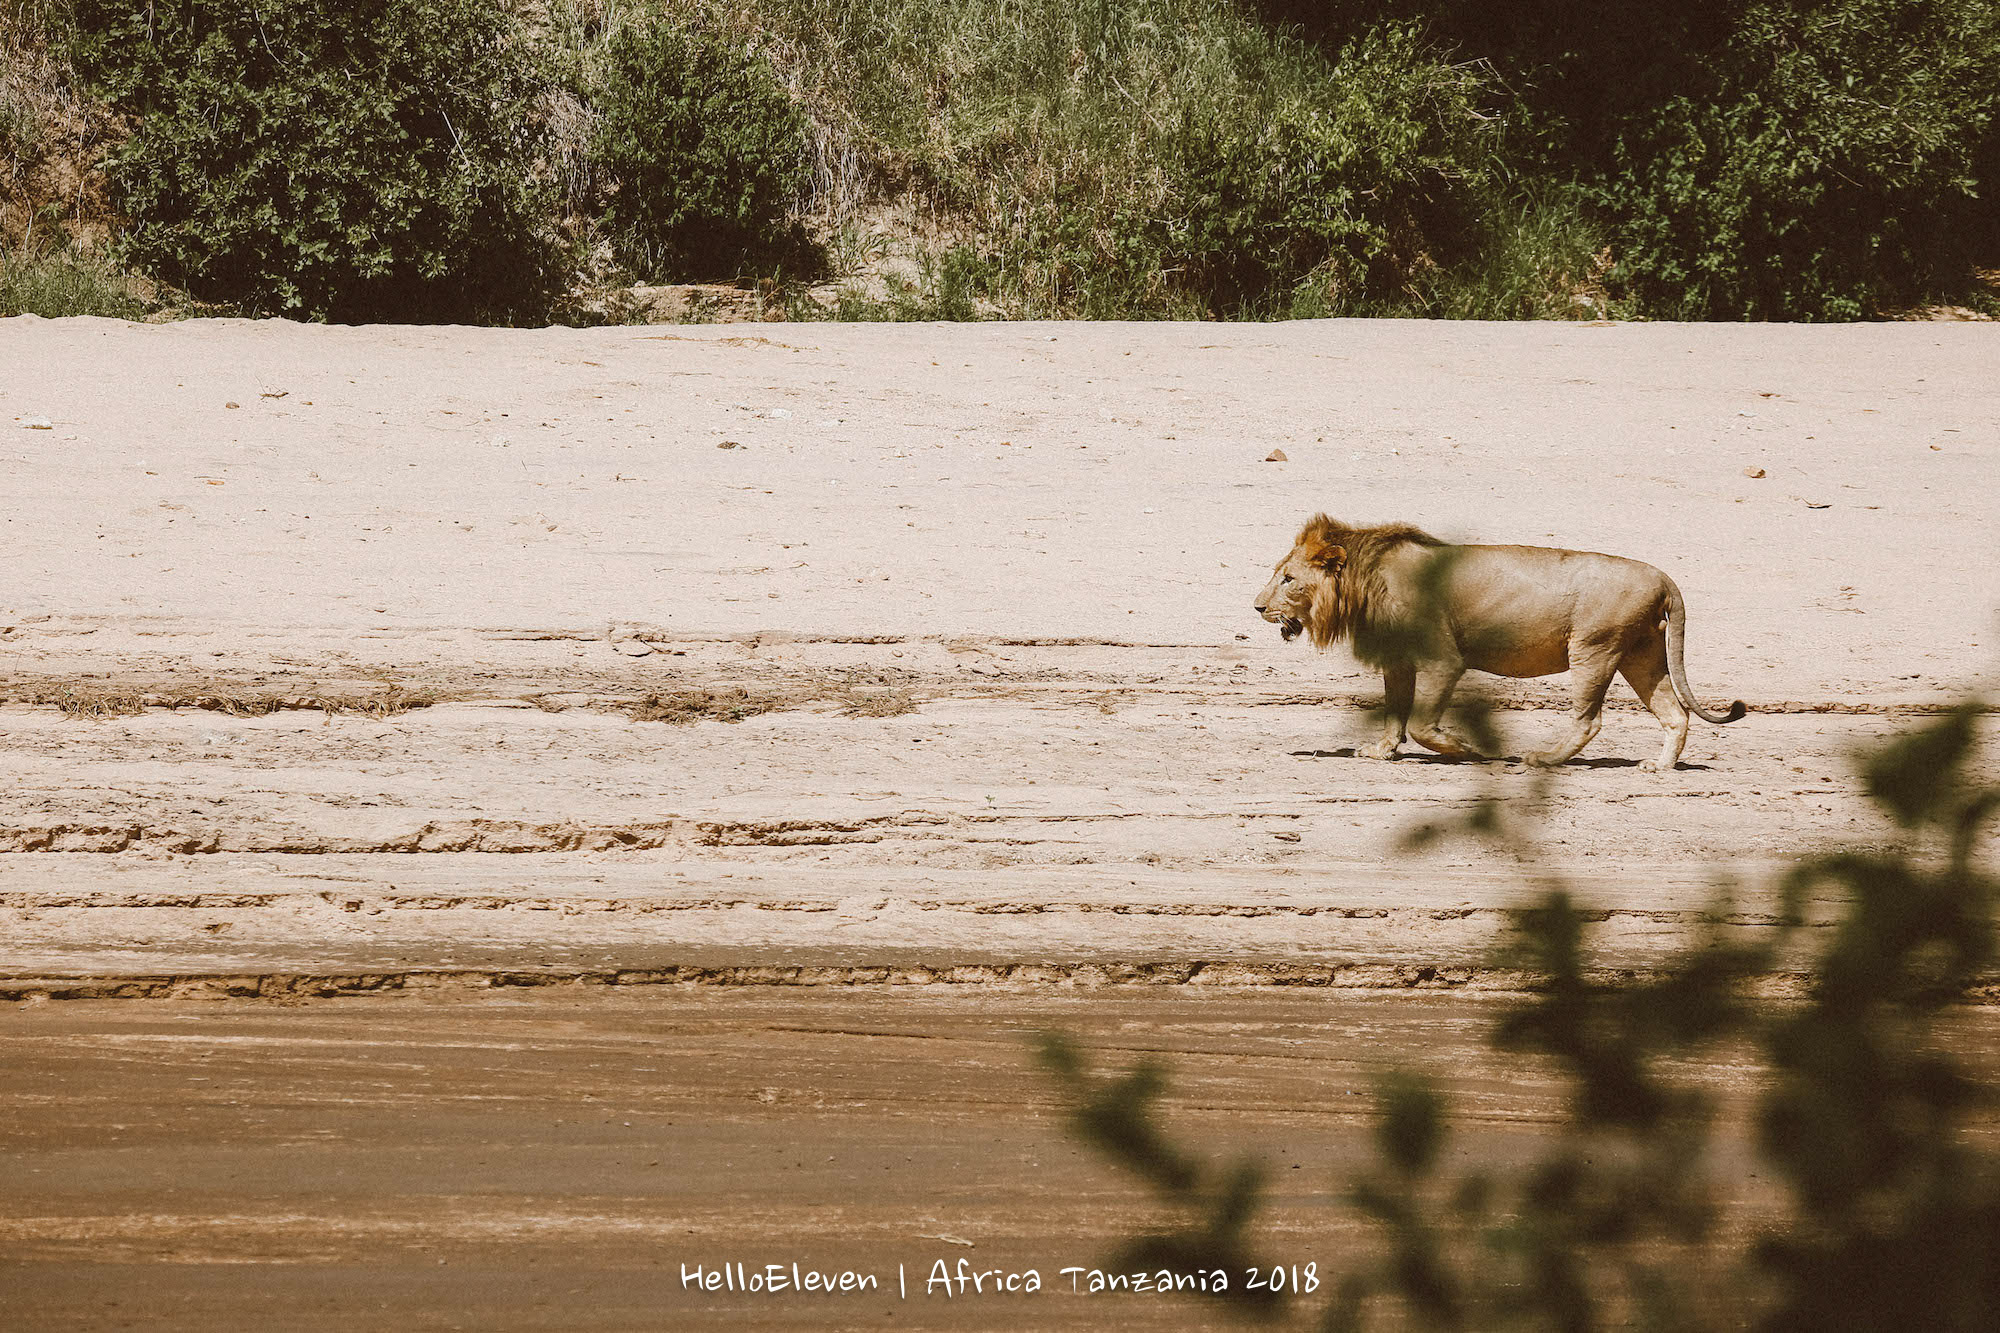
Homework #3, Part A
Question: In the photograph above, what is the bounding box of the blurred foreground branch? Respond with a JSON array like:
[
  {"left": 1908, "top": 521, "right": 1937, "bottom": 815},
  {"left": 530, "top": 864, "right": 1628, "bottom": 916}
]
[{"left": 1042, "top": 699, "right": 1999, "bottom": 1331}]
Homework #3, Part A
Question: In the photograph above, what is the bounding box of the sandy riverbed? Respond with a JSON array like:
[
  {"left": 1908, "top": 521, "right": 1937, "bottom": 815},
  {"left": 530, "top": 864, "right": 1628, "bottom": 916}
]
[
  {"left": 0, "top": 316, "right": 1995, "bottom": 1328},
  {"left": 0, "top": 316, "right": 1994, "bottom": 982}
]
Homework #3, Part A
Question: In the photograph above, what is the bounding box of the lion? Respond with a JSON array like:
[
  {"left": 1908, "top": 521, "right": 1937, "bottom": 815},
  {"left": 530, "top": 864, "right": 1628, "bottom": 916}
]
[{"left": 1253, "top": 515, "right": 1745, "bottom": 770}]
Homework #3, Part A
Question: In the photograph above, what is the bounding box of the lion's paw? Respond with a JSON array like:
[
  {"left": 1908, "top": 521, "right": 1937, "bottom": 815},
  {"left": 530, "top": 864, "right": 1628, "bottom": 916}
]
[
  {"left": 1638, "top": 757, "right": 1678, "bottom": 773},
  {"left": 1358, "top": 740, "right": 1400, "bottom": 760},
  {"left": 1522, "top": 750, "right": 1560, "bottom": 768}
]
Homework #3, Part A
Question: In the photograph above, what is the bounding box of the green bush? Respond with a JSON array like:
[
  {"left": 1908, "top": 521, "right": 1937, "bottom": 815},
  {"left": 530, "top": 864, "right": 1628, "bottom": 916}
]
[
  {"left": 34, "top": 0, "right": 1996, "bottom": 322},
  {"left": 996, "top": 24, "right": 1497, "bottom": 318},
  {"left": 1599, "top": 0, "right": 2000, "bottom": 319},
  {"left": 1162, "top": 25, "right": 1496, "bottom": 313},
  {"left": 590, "top": 21, "right": 810, "bottom": 280},
  {"left": 749, "top": 0, "right": 1503, "bottom": 318},
  {"left": 1392, "top": 187, "right": 1617, "bottom": 319},
  {"left": 0, "top": 248, "right": 150, "bottom": 319},
  {"left": 1278, "top": 0, "right": 2000, "bottom": 319},
  {"left": 64, "top": 0, "right": 562, "bottom": 323}
]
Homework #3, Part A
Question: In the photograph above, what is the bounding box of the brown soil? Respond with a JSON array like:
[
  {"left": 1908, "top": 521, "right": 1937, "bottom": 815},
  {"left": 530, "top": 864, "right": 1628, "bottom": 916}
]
[
  {"left": 19, "top": 987, "right": 2000, "bottom": 1330},
  {"left": 0, "top": 16, "right": 124, "bottom": 251}
]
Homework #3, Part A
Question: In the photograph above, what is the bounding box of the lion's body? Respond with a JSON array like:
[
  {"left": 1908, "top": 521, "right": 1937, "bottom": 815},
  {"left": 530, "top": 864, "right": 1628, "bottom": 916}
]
[{"left": 1253, "top": 516, "right": 1744, "bottom": 770}]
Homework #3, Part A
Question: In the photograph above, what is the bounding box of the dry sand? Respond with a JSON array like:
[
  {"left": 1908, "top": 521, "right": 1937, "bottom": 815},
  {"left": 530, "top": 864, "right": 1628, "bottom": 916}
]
[
  {"left": 0, "top": 316, "right": 1994, "bottom": 982},
  {"left": 0, "top": 315, "right": 1996, "bottom": 1327}
]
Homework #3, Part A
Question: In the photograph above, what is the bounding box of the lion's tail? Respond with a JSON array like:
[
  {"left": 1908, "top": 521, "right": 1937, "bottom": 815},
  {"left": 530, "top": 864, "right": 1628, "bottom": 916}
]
[{"left": 1663, "top": 580, "right": 1746, "bottom": 726}]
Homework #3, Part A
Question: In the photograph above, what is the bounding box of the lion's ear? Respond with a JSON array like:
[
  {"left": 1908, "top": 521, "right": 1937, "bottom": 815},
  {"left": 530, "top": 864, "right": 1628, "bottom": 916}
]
[{"left": 1312, "top": 543, "right": 1347, "bottom": 572}]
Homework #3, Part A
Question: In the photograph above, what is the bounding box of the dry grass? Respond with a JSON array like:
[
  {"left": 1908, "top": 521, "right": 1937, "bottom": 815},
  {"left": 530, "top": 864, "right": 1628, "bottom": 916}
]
[
  {"left": 10, "top": 682, "right": 437, "bottom": 720},
  {"left": 631, "top": 687, "right": 776, "bottom": 725},
  {"left": 181, "top": 693, "right": 288, "bottom": 718},
  {"left": 33, "top": 685, "right": 148, "bottom": 720},
  {"left": 628, "top": 674, "right": 922, "bottom": 724},
  {"left": 16, "top": 677, "right": 917, "bottom": 726},
  {"left": 312, "top": 687, "right": 436, "bottom": 720},
  {"left": 840, "top": 687, "right": 917, "bottom": 717}
]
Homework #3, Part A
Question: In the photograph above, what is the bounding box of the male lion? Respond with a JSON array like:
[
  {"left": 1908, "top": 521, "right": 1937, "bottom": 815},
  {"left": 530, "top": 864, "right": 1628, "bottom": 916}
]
[{"left": 1253, "top": 515, "right": 1745, "bottom": 770}]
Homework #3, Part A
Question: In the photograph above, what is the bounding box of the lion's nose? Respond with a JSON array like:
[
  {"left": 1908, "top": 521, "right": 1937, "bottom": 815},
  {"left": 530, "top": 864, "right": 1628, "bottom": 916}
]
[{"left": 1253, "top": 603, "right": 1266, "bottom": 614}]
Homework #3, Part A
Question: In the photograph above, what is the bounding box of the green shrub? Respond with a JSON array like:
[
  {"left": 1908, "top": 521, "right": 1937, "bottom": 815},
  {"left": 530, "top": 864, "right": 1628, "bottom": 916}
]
[
  {"left": 799, "top": 243, "right": 990, "bottom": 321},
  {"left": 63, "top": 0, "right": 562, "bottom": 323},
  {"left": 1161, "top": 25, "right": 1496, "bottom": 313},
  {"left": 747, "top": 0, "right": 1503, "bottom": 318},
  {"left": 1389, "top": 186, "right": 1618, "bottom": 319},
  {"left": 0, "top": 247, "right": 150, "bottom": 319},
  {"left": 1281, "top": 0, "right": 2000, "bottom": 319},
  {"left": 37, "top": 0, "right": 1992, "bottom": 322},
  {"left": 988, "top": 25, "right": 1496, "bottom": 318},
  {"left": 590, "top": 21, "right": 810, "bottom": 280},
  {"left": 1599, "top": 0, "right": 2000, "bottom": 319}
]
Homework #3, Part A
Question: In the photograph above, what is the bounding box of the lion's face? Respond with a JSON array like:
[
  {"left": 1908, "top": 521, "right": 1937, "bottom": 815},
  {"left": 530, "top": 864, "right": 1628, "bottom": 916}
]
[{"left": 1253, "top": 539, "right": 1342, "bottom": 643}]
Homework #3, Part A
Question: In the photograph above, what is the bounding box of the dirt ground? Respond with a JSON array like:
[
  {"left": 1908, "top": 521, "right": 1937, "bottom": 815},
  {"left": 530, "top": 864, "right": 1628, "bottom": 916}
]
[
  {"left": 0, "top": 316, "right": 1995, "bottom": 1327},
  {"left": 8, "top": 987, "right": 2000, "bottom": 1332}
]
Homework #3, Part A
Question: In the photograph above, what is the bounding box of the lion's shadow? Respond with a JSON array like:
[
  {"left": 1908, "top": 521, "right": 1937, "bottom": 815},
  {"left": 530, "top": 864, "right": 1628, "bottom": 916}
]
[{"left": 1289, "top": 748, "right": 1713, "bottom": 772}]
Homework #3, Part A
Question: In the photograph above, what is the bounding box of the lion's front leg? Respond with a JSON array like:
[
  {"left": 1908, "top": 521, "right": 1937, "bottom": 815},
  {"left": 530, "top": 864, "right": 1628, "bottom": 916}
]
[
  {"left": 1407, "top": 663, "right": 1483, "bottom": 758},
  {"left": 1359, "top": 663, "right": 1414, "bottom": 760}
]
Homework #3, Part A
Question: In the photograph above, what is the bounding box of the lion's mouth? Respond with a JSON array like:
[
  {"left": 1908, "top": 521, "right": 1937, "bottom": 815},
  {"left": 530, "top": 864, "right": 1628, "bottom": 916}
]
[{"left": 1279, "top": 618, "right": 1303, "bottom": 642}]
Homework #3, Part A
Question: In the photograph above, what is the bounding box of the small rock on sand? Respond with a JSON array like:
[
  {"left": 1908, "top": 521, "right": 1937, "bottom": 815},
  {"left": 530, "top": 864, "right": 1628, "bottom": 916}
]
[{"left": 1265, "top": 449, "right": 1287, "bottom": 462}]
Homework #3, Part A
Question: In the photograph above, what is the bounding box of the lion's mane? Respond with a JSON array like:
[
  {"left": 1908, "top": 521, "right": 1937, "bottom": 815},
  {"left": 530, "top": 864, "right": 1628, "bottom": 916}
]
[{"left": 1293, "top": 514, "right": 1443, "bottom": 652}]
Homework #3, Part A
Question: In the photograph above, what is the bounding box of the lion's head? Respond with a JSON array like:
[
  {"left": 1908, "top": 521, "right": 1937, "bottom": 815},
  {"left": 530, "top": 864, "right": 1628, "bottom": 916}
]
[{"left": 1253, "top": 514, "right": 1351, "bottom": 648}]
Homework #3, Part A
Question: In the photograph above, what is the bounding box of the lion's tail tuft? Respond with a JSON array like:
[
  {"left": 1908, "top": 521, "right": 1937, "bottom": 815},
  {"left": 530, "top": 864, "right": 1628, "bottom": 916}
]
[{"left": 1662, "top": 581, "right": 1745, "bottom": 726}]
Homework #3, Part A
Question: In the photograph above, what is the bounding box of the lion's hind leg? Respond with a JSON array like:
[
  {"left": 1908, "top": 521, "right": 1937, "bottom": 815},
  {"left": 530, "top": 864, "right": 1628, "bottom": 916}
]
[
  {"left": 1619, "top": 634, "right": 1688, "bottom": 772},
  {"left": 1524, "top": 647, "right": 1618, "bottom": 767}
]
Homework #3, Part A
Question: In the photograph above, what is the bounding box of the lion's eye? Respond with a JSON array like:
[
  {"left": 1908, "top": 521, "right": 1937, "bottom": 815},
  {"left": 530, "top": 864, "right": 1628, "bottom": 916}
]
[{"left": 1280, "top": 574, "right": 1293, "bottom": 585}]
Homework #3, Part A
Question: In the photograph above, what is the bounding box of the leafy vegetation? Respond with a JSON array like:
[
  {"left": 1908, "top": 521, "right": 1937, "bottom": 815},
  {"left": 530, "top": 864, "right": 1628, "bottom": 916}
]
[
  {"left": 61, "top": 0, "right": 562, "bottom": 323},
  {"left": 1280, "top": 0, "right": 2000, "bottom": 319},
  {"left": 589, "top": 18, "right": 811, "bottom": 279},
  {"left": 755, "top": 0, "right": 1507, "bottom": 319},
  {"left": 1042, "top": 701, "right": 2000, "bottom": 1328},
  {"left": 5, "top": 0, "right": 1995, "bottom": 321},
  {"left": 1591, "top": 0, "right": 2000, "bottom": 319},
  {"left": 0, "top": 245, "right": 149, "bottom": 318}
]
